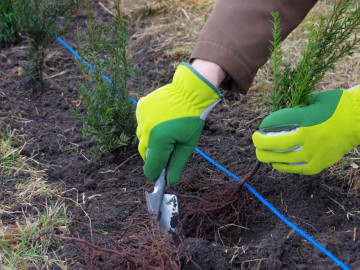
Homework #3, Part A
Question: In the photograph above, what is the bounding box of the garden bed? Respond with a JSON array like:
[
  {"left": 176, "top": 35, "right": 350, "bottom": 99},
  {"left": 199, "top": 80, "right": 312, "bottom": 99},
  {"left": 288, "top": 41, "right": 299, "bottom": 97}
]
[{"left": 1, "top": 1, "right": 360, "bottom": 269}]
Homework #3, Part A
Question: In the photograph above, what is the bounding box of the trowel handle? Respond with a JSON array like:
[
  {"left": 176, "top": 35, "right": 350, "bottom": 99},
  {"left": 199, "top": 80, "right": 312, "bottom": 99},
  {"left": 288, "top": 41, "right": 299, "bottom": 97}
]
[
  {"left": 152, "top": 149, "right": 175, "bottom": 195},
  {"left": 153, "top": 168, "right": 167, "bottom": 196}
]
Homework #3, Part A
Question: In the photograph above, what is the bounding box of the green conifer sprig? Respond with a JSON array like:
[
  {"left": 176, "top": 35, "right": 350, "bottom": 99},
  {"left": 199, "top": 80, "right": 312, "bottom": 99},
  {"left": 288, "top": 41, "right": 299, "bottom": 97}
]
[
  {"left": 269, "top": 0, "right": 360, "bottom": 111},
  {"left": 73, "top": 0, "right": 137, "bottom": 160},
  {"left": 12, "top": 0, "right": 83, "bottom": 84},
  {"left": 0, "top": 0, "right": 18, "bottom": 44}
]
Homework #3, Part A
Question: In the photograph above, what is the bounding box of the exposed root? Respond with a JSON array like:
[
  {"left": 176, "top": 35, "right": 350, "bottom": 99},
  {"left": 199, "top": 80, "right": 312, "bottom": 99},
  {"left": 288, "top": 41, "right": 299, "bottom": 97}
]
[
  {"left": 174, "top": 172, "right": 264, "bottom": 245},
  {"left": 230, "top": 161, "right": 261, "bottom": 197},
  {"left": 48, "top": 209, "right": 181, "bottom": 270}
]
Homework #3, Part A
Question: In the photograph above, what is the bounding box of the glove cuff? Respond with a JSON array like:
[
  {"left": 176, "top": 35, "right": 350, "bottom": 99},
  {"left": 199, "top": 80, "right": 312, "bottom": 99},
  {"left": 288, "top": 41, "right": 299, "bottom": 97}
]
[
  {"left": 349, "top": 85, "right": 360, "bottom": 112},
  {"left": 172, "top": 62, "right": 223, "bottom": 104},
  {"left": 348, "top": 85, "right": 360, "bottom": 142}
]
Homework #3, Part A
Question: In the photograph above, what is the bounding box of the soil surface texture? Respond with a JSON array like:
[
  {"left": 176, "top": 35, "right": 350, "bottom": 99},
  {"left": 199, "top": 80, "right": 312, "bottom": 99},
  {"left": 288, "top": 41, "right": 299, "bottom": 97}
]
[{"left": 1, "top": 3, "right": 360, "bottom": 270}]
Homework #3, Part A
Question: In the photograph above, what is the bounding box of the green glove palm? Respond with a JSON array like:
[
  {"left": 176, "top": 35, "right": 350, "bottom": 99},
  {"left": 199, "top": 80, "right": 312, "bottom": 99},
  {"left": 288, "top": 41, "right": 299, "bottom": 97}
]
[
  {"left": 136, "top": 63, "right": 223, "bottom": 186},
  {"left": 253, "top": 86, "right": 360, "bottom": 174}
]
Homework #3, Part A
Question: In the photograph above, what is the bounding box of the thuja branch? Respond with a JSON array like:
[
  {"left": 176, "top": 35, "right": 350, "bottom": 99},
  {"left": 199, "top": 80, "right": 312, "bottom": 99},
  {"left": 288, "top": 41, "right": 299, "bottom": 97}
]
[
  {"left": 233, "top": 0, "right": 360, "bottom": 194},
  {"left": 73, "top": 0, "right": 137, "bottom": 160},
  {"left": 269, "top": 0, "right": 360, "bottom": 111},
  {"left": 12, "top": 0, "right": 83, "bottom": 85}
]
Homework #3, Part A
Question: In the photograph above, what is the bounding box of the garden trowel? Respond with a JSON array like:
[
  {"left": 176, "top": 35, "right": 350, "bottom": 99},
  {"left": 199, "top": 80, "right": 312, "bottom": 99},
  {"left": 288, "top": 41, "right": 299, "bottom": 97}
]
[{"left": 145, "top": 167, "right": 179, "bottom": 233}]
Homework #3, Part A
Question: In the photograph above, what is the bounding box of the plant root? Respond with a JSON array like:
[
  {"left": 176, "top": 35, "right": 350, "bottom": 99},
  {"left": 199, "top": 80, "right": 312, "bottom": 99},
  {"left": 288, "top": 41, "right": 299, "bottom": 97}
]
[
  {"left": 174, "top": 171, "right": 264, "bottom": 245},
  {"left": 47, "top": 207, "right": 181, "bottom": 269},
  {"left": 230, "top": 160, "right": 261, "bottom": 198}
]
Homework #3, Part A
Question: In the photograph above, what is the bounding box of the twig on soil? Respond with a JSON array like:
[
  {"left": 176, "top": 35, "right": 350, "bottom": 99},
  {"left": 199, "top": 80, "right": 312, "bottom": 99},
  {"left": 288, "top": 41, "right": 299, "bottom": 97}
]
[
  {"left": 58, "top": 195, "right": 94, "bottom": 242},
  {"left": 256, "top": 258, "right": 266, "bottom": 270},
  {"left": 121, "top": 186, "right": 145, "bottom": 194},
  {"left": 354, "top": 227, "right": 356, "bottom": 242},
  {"left": 188, "top": 258, "right": 202, "bottom": 270},
  {"left": 43, "top": 70, "right": 69, "bottom": 80},
  {"left": 217, "top": 224, "right": 249, "bottom": 246},
  {"left": 114, "top": 152, "right": 138, "bottom": 171},
  {"left": 181, "top": 8, "right": 190, "bottom": 21},
  {"left": 235, "top": 258, "right": 268, "bottom": 266},
  {"left": 98, "top": 1, "right": 115, "bottom": 16},
  {"left": 61, "top": 188, "right": 79, "bottom": 202}
]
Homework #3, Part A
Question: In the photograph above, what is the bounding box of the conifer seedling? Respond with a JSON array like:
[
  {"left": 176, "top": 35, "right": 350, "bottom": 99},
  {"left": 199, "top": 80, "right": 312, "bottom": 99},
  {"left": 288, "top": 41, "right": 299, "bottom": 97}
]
[{"left": 269, "top": 0, "right": 360, "bottom": 111}]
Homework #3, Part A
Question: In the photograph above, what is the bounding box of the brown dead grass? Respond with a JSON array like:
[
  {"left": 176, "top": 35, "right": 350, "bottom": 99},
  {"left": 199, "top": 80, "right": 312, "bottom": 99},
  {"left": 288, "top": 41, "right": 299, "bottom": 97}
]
[
  {"left": 117, "top": 0, "right": 215, "bottom": 65},
  {"left": 116, "top": 0, "right": 359, "bottom": 92}
]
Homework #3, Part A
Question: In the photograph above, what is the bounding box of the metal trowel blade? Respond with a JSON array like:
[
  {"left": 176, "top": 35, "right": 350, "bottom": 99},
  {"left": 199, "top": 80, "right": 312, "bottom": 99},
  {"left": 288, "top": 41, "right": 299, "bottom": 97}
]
[
  {"left": 145, "top": 169, "right": 179, "bottom": 233},
  {"left": 159, "top": 193, "right": 179, "bottom": 233}
]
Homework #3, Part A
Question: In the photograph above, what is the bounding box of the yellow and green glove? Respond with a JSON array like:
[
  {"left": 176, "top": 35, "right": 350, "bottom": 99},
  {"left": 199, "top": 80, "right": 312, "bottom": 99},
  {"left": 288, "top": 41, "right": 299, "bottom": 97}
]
[
  {"left": 253, "top": 85, "right": 360, "bottom": 174},
  {"left": 136, "top": 63, "right": 223, "bottom": 186}
]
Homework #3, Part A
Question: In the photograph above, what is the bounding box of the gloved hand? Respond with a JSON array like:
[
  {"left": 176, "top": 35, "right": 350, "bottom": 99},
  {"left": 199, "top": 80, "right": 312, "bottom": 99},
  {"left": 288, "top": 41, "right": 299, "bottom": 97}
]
[
  {"left": 253, "top": 85, "right": 360, "bottom": 174},
  {"left": 136, "top": 62, "right": 223, "bottom": 186}
]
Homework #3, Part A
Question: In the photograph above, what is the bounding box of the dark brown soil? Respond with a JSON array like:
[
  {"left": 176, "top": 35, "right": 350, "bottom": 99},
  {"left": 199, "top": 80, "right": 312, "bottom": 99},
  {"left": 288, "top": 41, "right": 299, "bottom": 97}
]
[{"left": 1, "top": 3, "right": 360, "bottom": 270}]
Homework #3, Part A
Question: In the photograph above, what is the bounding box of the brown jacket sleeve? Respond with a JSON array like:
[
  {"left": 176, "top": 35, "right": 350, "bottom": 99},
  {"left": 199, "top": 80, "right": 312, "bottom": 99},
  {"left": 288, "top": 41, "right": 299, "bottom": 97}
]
[{"left": 190, "top": 0, "right": 318, "bottom": 94}]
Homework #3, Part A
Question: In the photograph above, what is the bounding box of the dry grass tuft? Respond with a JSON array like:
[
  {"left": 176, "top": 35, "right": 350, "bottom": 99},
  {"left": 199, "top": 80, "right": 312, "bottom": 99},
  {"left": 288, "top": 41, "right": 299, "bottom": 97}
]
[
  {"left": 117, "top": 0, "right": 215, "bottom": 64},
  {"left": 0, "top": 127, "right": 68, "bottom": 269},
  {"left": 324, "top": 147, "right": 360, "bottom": 191},
  {"left": 0, "top": 199, "right": 70, "bottom": 270},
  {"left": 0, "top": 128, "right": 54, "bottom": 202}
]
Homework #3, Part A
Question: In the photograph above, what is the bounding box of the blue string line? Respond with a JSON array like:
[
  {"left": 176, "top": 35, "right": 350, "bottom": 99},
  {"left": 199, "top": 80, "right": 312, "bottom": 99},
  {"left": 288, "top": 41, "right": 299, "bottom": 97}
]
[
  {"left": 54, "top": 33, "right": 350, "bottom": 270},
  {"left": 195, "top": 148, "right": 350, "bottom": 270},
  {"left": 56, "top": 35, "right": 137, "bottom": 105}
]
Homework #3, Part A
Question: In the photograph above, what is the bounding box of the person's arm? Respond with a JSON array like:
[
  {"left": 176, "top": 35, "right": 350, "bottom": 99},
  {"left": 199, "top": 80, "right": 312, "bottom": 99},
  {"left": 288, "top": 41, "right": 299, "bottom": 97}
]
[
  {"left": 191, "top": 0, "right": 318, "bottom": 94},
  {"left": 191, "top": 59, "right": 226, "bottom": 88}
]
